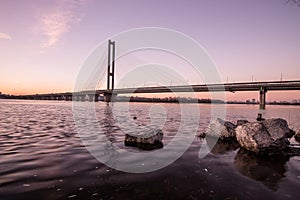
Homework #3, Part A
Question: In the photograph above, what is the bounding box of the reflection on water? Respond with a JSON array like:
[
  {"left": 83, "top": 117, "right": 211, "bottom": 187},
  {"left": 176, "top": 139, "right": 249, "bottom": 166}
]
[
  {"left": 234, "top": 148, "right": 289, "bottom": 191},
  {"left": 207, "top": 137, "right": 240, "bottom": 155},
  {"left": 0, "top": 100, "right": 299, "bottom": 199},
  {"left": 101, "top": 105, "right": 119, "bottom": 143}
]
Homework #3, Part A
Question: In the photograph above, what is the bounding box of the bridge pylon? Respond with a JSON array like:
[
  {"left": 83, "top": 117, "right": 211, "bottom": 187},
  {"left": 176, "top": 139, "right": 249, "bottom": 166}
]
[
  {"left": 107, "top": 39, "right": 115, "bottom": 90},
  {"left": 104, "top": 40, "right": 117, "bottom": 102},
  {"left": 259, "top": 87, "right": 267, "bottom": 110}
]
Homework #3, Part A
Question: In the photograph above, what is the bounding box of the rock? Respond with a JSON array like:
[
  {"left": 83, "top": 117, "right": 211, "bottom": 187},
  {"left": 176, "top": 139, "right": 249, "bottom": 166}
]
[
  {"left": 236, "top": 118, "right": 294, "bottom": 154},
  {"left": 125, "top": 129, "right": 163, "bottom": 150},
  {"left": 263, "top": 118, "right": 295, "bottom": 138},
  {"left": 237, "top": 120, "right": 249, "bottom": 126},
  {"left": 206, "top": 118, "right": 237, "bottom": 140},
  {"left": 256, "top": 113, "right": 265, "bottom": 121}
]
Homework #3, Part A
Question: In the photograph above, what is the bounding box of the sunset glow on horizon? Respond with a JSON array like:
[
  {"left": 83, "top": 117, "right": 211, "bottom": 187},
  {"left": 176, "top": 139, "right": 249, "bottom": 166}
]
[{"left": 1, "top": 0, "right": 299, "bottom": 101}]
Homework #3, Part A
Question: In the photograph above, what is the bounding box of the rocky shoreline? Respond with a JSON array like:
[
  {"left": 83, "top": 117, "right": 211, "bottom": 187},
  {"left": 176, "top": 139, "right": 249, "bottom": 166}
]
[
  {"left": 203, "top": 117, "right": 299, "bottom": 156},
  {"left": 124, "top": 116, "right": 299, "bottom": 157}
]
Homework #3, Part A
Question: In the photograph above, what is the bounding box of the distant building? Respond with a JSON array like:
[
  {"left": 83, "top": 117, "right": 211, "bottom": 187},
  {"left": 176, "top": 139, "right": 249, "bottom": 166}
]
[{"left": 245, "top": 99, "right": 257, "bottom": 104}]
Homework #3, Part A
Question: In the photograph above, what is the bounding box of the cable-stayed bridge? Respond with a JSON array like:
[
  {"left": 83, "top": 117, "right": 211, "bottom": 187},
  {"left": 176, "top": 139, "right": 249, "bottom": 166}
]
[{"left": 17, "top": 40, "right": 300, "bottom": 109}]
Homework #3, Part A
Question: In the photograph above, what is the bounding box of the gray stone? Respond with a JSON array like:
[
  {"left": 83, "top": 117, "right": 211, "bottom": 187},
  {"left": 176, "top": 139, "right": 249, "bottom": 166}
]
[
  {"left": 263, "top": 118, "right": 295, "bottom": 138},
  {"left": 236, "top": 118, "right": 294, "bottom": 154},
  {"left": 125, "top": 129, "right": 163, "bottom": 150},
  {"left": 206, "top": 118, "right": 237, "bottom": 140}
]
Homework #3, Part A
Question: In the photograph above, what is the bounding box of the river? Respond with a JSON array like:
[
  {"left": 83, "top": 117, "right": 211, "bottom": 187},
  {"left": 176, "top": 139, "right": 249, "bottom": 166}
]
[{"left": 0, "top": 99, "right": 299, "bottom": 199}]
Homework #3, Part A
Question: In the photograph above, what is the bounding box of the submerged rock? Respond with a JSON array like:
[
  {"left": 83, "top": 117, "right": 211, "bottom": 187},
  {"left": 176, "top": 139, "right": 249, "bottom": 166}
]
[
  {"left": 206, "top": 118, "right": 237, "bottom": 140},
  {"left": 235, "top": 118, "right": 294, "bottom": 154},
  {"left": 125, "top": 129, "right": 163, "bottom": 150}
]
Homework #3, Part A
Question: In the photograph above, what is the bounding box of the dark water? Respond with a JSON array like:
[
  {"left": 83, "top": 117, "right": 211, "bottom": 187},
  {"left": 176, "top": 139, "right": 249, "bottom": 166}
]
[{"left": 0, "top": 100, "right": 299, "bottom": 200}]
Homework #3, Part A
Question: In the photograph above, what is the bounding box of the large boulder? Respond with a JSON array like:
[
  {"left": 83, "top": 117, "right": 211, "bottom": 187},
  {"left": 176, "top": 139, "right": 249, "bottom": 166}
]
[
  {"left": 125, "top": 129, "right": 163, "bottom": 150},
  {"left": 206, "top": 118, "right": 237, "bottom": 140},
  {"left": 236, "top": 118, "right": 294, "bottom": 154}
]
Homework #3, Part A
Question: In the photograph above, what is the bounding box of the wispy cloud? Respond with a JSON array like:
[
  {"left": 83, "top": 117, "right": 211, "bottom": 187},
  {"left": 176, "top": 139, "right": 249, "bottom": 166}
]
[
  {"left": 40, "top": 0, "right": 87, "bottom": 48},
  {"left": 0, "top": 32, "right": 12, "bottom": 40}
]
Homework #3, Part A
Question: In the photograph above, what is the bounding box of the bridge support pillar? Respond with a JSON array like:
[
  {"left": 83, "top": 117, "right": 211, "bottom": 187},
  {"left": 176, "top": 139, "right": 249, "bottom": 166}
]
[
  {"left": 104, "top": 92, "right": 117, "bottom": 102},
  {"left": 259, "top": 87, "right": 267, "bottom": 110},
  {"left": 88, "top": 94, "right": 99, "bottom": 102},
  {"left": 65, "top": 95, "right": 72, "bottom": 101},
  {"left": 73, "top": 95, "right": 82, "bottom": 101},
  {"left": 57, "top": 96, "right": 63, "bottom": 101},
  {"left": 73, "top": 95, "right": 78, "bottom": 101},
  {"left": 88, "top": 94, "right": 93, "bottom": 102},
  {"left": 80, "top": 95, "right": 85, "bottom": 102},
  {"left": 74, "top": 95, "right": 81, "bottom": 101},
  {"left": 94, "top": 94, "right": 99, "bottom": 102}
]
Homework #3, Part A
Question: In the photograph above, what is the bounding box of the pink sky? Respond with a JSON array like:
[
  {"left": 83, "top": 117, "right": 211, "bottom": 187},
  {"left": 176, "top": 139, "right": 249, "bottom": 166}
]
[{"left": 0, "top": 0, "right": 299, "bottom": 101}]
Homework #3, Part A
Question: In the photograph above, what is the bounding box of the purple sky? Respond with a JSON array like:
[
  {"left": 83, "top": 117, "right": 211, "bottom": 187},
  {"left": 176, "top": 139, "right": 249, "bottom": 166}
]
[{"left": 0, "top": 0, "right": 299, "bottom": 101}]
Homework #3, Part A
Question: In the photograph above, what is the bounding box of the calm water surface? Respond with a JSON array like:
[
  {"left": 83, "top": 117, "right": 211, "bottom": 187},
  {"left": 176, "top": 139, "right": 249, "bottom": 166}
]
[{"left": 0, "top": 100, "right": 299, "bottom": 199}]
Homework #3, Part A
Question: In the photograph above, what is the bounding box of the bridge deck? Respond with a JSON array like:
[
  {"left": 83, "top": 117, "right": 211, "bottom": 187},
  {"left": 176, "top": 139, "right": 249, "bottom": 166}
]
[
  {"left": 112, "top": 80, "right": 300, "bottom": 94},
  {"left": 17, "top": 80, "right": 300, "bottom": 98}
]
